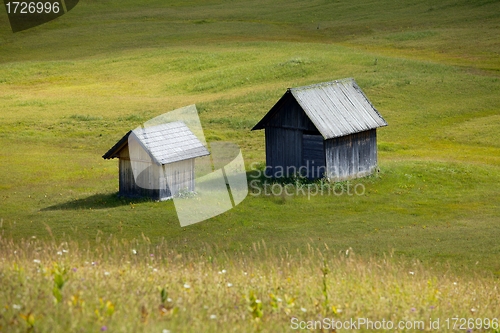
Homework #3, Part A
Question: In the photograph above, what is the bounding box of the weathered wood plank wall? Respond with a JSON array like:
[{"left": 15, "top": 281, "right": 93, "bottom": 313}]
[
  {"left": 118, "top": 139, "right": 196, "bottom": 200},
  {"left": 324, "top": 129, "right": 377, "bottom": 181}
]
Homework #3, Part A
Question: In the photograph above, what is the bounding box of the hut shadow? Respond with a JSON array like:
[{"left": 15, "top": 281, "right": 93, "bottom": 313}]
[{"left": 42, "top": 193, "right": 150, "bottom": 211}]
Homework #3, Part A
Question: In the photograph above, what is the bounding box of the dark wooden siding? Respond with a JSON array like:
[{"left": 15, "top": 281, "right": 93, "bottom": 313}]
[
  {"left": 324, "top": 129, "right": 377, "bottom": 181},
  {"left": 265, "top": 127, "right": 302, "bottom": 177},
  {"left": 302, "top": 134, "right": 325, "bottom": 179}
]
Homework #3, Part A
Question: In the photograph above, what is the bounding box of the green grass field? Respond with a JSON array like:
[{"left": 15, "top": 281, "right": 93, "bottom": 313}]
[{"left": 0, "top": 0, "right": 499, "bottom": 331}]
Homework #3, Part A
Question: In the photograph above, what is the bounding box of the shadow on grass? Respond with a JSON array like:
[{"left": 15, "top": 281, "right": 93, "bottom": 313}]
[{"left": 42, "top": 193, "right": 152, "bottom": 211}]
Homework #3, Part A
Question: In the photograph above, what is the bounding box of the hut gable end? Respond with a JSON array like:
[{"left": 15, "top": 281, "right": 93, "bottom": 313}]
[{"left": 253, "top": 92, "right": 318, "bottom": 133}]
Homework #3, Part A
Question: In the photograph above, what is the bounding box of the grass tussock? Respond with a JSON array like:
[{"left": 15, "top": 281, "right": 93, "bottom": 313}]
[{"left": 0, "top": 237, "right": 499, "bottom": 333}]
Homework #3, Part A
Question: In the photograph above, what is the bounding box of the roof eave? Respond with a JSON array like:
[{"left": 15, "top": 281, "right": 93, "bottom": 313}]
[{"left": 102, "top": 130, "right": 132, "bottom": 159}]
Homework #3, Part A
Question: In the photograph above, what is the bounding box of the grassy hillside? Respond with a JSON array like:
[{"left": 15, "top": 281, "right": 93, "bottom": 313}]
[
  {"left": 0, "top": 0, "right": 499, "bottom": 274},
  {"left": 0, "top": 1, "right": 499, "bottom": 331}
]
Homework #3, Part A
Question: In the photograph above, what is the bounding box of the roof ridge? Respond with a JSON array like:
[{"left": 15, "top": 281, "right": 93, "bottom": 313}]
[{"left": 289, "top": 77, "right": 354, "bottom": 92}]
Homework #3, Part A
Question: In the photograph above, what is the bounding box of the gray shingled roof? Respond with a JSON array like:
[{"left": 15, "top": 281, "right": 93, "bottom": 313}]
[
  {"left": 102, "top": 121, "right": 209, "bottom": 163},
  {"left": 253, "top": 78, "right": 387, "bottom": 139},
  {"left": 131, "top": 121, "right": 210, "bottom": 165}
]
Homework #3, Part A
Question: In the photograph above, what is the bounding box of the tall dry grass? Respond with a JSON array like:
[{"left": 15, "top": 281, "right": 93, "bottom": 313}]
[{"left": 0, "top": 236, "right": 498, "bottom": 332}]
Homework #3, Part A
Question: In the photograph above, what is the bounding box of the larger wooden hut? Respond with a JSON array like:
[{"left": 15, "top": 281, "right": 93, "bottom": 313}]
[
  {"left": 103, "top": 121, "right": 209, "bottom": 200},
  {"left": 252, "top": 78, "right": 388, "bottom": 181}
]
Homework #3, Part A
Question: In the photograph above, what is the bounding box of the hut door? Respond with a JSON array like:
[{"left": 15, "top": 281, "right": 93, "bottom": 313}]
[
  {"left": 159, "top": 172, "right": 171, "bottom": 200},
  {"left": 302, "top": 134, "right": 326, "bottom": 179}
]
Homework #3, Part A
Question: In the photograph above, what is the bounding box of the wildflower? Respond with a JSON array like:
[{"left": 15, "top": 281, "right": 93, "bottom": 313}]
[
  {"left": 62, "top": 249, "right": 69, "bottom": 253},
  {"left": 33, "top": 259, "right": 41, "bottom": 264},
  {"left": 227, "top": 283, "right": 233, "bottom": 288},
  {"left": 167, "top": 298, "right": 172, "bottom": 303},
  {"left": 100, "top": 326, "right": 107, "bottom": 331},
  {"left": 183, "top": 283, "right": 190, "bottom": 289},
  {"left": 13, "top": 304, "right": 21, "bottom": 310},
  {"left": 409, "top": 271, "right": 415, "bottom": 275},
  {"left": 411, "top": 307, "right": 416, "bottom": 312},
  {"left": 150, "top": 254, "right": 154, "bottom": 257},
  {"left": 104, "top": 271, "right": 110, "bottom": 276},
  {"left": 72, "top": 268, "right": 77, "bottom": 272},
  {"left": 453, "top": 282, "right": 458, "bottom": 286},
  {"left": 162, "top": 330, "right": 171, "bottom": 333},
  {"left": 300, "top": 307, "right": 307, "bottom": 312},
  {"left": 132, "top": 249, "right": 137, "bottom": 255},
  {"left": 57, "top": 251, "right": 62, "bottom": 256},
  {"left": 210, "top": 314, "right": 217, "bottom": 320},
  {"left": 470, "top": 308, "right": 477, "bottom": 313}
]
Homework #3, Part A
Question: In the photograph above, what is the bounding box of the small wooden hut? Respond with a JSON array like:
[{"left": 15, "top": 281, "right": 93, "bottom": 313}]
[
  {"left": 252, "top": 78, "right": 388, "bottom": 181},
  {"left": 103, "top": 121, "right": 209, "bottom": 200}
]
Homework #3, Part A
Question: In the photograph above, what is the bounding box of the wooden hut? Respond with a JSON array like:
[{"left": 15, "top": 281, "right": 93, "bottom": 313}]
[
  {"left": 103, "top": 121, "right": 209, "bottom": 200},
  {"left": 252, "top": 78, "right": 388, "bottom": 181}
]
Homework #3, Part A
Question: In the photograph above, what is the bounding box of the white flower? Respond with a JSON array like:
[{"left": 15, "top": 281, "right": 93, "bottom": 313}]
[
  {"left": 183, "top": 283, "right": 191, "bottom": 289},
  {"left": 132, "top": 249, "right": 137, "bottom": 255},
  {"left": 453, "top": 282, "right": 458, "bottom": 286},
  {"left": 104, "top": 271, "right": 110, "bottom": 276},
  {"left": 301, "top": 307, "right": 307, "bottom": 312},
  {"left": 277, "top": 297, "right": 282, "bottom": 302},
  {"left": 167, "top": 298, "right": 172, "bottom": 303},
  {"left": 210, "top": 314, "right": 217, "bottom": 320},
  {"left": 62, "top": 249, "right": 69, "bottom": 253},
  {"left": 33, "top": 259, "right": 40, "bottom": 264},
  {"left": 471, "top": 308, "right": 477, "bottom": 313},
  {"left": 222, "top": 269, "right": 226, "bottom": 274},
  {"left": 255, "top": 299, "right": 261, "bottom": 304},
  {"left": 227, "top": 283, "right": 233, "bottom": 287},
  {"left": 13, "top": 304, "right": 21, "bottom": 310},
  {"left": 57, "top": 251, "right": 62, "bottom": 256},
  {"left": 162, "top": 330, "right": 171, "bottom": 333},
  {"left": 409, "top": 271, "right": 415, "bottom": 275}
]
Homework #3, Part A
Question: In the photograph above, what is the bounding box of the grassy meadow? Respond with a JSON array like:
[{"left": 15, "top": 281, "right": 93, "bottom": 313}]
[{"left": 0, "top": 0, "right": 499, "bottom": 331}]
